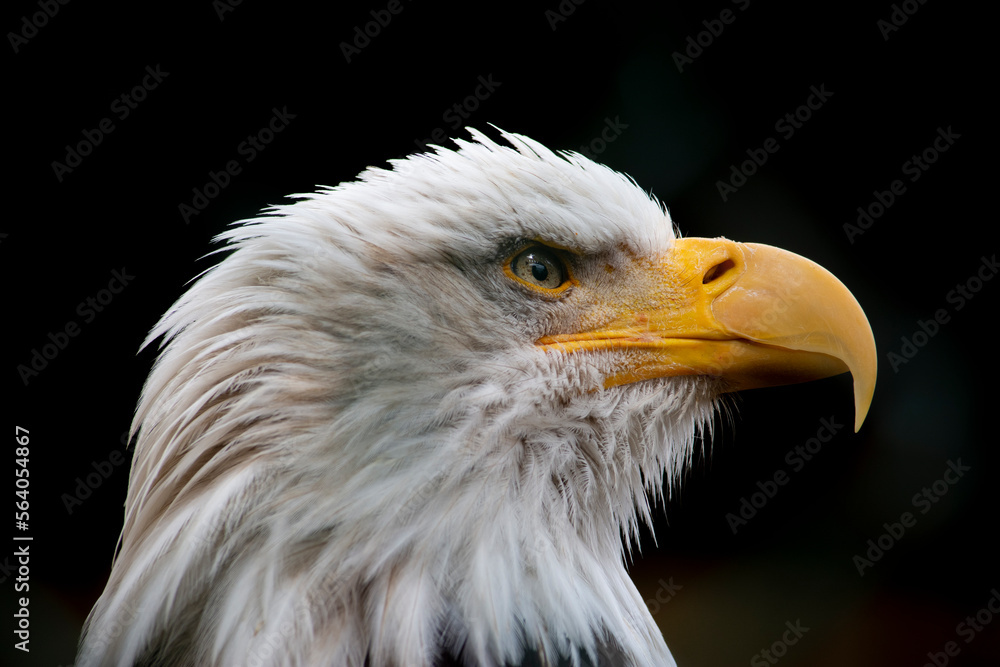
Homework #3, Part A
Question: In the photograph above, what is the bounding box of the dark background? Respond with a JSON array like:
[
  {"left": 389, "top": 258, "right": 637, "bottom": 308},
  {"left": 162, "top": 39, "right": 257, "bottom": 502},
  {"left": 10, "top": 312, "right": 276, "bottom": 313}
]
[{"left": 5, "top": 1, "right": 995, "bottom": 665}]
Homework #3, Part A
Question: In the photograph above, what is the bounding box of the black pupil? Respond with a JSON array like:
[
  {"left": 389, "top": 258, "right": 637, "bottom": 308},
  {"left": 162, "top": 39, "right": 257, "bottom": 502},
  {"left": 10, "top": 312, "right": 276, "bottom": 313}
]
[{"left": 529, "top": 260, "right": 549, "bottom": 282}]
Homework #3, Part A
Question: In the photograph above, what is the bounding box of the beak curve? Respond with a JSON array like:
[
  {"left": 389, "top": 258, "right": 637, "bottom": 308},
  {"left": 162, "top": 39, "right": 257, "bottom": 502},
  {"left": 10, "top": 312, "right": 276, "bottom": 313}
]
[{"left": 537, "top": 238, "right": 877, "bottom": 431}]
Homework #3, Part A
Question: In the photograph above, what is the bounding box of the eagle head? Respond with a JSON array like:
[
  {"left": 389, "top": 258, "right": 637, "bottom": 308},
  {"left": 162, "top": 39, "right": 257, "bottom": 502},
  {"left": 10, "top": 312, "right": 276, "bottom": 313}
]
[{"left": 78, "top": 129, "right": 875, "bottom": 666}]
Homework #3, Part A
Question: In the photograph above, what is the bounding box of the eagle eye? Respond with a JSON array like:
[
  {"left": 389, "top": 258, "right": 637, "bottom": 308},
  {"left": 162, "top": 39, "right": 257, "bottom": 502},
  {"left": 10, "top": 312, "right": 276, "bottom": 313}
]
[{"left": 506, "top": 244, "right": 571, "bottom": 293}]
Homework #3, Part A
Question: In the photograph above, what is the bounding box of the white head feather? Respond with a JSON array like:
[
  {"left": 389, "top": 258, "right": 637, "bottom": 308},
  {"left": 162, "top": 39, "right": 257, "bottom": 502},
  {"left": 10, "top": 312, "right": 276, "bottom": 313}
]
[{"left": 78, "top": 129, "right": 720, "bottom": 667}]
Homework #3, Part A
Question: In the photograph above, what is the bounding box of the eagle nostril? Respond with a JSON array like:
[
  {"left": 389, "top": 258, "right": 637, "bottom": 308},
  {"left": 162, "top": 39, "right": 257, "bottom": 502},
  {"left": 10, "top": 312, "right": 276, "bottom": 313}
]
[{"left": 703, "top": 259, "right": 736, "bottom": 285}]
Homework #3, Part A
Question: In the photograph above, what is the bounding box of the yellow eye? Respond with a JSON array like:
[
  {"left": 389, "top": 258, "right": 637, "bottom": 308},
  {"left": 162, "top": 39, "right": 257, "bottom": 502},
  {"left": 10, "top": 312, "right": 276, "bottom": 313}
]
[{"left": 506, "top": 244, "right": 572, "bottom": 293}]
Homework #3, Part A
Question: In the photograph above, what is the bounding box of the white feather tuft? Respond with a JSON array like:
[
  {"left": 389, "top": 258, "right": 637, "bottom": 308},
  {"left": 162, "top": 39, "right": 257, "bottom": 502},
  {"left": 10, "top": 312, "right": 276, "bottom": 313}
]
[{"left": 78, "top": 129, "right": 716, "bottom": 667}]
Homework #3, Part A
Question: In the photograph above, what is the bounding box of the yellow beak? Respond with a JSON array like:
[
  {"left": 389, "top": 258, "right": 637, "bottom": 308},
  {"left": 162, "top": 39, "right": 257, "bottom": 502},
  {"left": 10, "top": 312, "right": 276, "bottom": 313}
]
[{"left": 537, "top": 238, "right": 877, "bottom": 431}]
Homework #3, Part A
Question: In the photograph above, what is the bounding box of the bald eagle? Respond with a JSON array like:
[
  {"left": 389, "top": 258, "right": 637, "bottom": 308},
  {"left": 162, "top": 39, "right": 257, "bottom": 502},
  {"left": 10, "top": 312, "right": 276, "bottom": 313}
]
[{"left": 78, "top": 129, "right": 875, "bottom": 667}]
